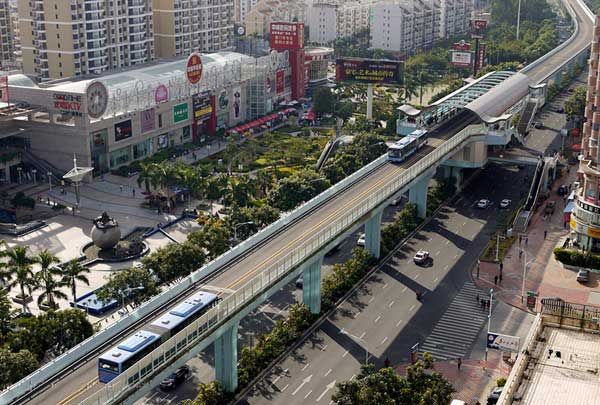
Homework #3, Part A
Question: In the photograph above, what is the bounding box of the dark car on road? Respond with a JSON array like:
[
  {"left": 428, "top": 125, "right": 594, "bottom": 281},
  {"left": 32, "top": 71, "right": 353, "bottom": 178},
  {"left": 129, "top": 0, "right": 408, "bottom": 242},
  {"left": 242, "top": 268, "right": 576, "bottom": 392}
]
[
  {"left": 160, "top": 365, "right": 190, "bottom": 391},
  {"left": 487, "top": 386, "right": 503, "bottom": 404}
]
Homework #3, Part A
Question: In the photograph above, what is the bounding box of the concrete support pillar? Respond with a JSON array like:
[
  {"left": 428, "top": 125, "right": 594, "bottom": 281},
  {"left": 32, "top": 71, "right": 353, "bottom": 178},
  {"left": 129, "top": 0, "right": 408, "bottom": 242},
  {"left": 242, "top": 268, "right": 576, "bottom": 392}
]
[
  {"left": 367, "top": 84, "right": 374, "bottom": 120},
  {"left": 365, "top": 209, "right": 383, "bottom": 259},
  {"left": 214, "top": 321, "right": 239, "bottom": 393},
  {"left": 409, "top": 175, "right": 430, "bottom": 218},
  {"left": 451, "top": 166, "right": 462, "bottom": 191},
  {"left": 302, "top": 255, "right": 324, "bottom": 314}
]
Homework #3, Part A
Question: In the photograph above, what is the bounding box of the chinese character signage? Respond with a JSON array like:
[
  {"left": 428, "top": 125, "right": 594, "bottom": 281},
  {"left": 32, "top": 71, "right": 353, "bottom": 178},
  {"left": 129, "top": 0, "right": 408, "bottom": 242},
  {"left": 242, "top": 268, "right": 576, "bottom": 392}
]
[
  {"left": 173, "top": 102, "right": 189, "bottom": 123},
  {"left": 53, "top": 92, "right": 83, "bottom": 114},
  {"left": 186, "top": 53, "right": 203, "bottom": 85},
  {"left": 155, "top": 84, "right": 169, "bottom": 104},
  {"left": 475, "top": 43, "right": 487, "bottom": 72},
  {"left": 140, "top": 108, "right": 155, "bottom": 134},
  {"left": 270, "top": 22, "right": 304, "bottom": 51},
  {"left": 276, "top": 70, "right": 285, "bottom": 95},
  {"left": 335, "top": 58, "right": 403, "bottom": 85},
  {"left": 114, "top": 119, "right": 133, "bottom": 142},
  {"left": 192, "top": 93, "right": 212, "bottom": 121},
  {"left": 471, "top": 19, "right": 488, "bottom": 38},
  {"left": 487, "top": 332, "right": 520, "bottom": 353},
  {"left": 451, "top": 51, "right": 472, "bottom": 68}
]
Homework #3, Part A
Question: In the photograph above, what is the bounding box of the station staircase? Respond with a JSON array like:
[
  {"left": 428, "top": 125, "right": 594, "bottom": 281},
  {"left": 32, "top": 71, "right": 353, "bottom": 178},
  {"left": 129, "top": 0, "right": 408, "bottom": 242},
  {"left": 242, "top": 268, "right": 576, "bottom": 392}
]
[{"left": 516, "top": 101, "right": 538, "bottom": 137}]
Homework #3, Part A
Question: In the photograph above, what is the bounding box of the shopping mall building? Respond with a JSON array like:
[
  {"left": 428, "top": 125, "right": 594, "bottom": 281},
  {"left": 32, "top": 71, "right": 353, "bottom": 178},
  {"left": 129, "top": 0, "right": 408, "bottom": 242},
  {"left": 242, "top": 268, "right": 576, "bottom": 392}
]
[{"left": 2, "top": 50, "right": 293, "bottom": 174}]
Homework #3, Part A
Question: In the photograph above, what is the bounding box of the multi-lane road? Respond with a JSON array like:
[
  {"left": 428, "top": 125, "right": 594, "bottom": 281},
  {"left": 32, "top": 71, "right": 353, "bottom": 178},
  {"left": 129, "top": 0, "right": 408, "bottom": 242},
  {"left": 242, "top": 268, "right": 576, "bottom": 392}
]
[{"left": 20, "top": 0, "right": 593, "bottom": 403}]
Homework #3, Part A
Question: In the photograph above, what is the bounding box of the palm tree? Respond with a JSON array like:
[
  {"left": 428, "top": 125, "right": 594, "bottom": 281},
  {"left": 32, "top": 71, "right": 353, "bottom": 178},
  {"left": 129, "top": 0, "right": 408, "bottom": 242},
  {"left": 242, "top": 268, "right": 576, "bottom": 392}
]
[
  {"left": 5, "top": 246, "right": 37, "bottom": 313},
  {"left": 35, "top": 250, "right": 67, "bottom": 309},
  {"left": 137, "top": 162, "right": 159, "bottom": 193},
  {"left": 61, "top": 259, "right": 90, "bottom": 304},
  {"left": 255, "top": 170, "right": 274, "bottom": 198}
]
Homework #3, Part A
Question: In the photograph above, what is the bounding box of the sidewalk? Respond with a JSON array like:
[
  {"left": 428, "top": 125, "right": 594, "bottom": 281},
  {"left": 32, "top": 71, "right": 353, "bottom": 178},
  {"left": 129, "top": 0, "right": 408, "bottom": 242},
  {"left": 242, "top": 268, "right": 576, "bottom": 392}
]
[
  {"left": 473, "top": 170, "right": 589, "bottom": 311},
  {"left": 396, "top": 351, "right": 508, "bottom": 404}
]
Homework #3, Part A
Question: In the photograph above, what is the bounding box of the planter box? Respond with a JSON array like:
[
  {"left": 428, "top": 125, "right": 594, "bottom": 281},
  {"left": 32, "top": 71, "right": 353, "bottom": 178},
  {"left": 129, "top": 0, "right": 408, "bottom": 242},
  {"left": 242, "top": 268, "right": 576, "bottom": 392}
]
[
  {"left": 12, "top": 294, "right": 33, "bottom": 305},
  {"left": 560, "top": 262, "right": 600, "bottom": 274}
]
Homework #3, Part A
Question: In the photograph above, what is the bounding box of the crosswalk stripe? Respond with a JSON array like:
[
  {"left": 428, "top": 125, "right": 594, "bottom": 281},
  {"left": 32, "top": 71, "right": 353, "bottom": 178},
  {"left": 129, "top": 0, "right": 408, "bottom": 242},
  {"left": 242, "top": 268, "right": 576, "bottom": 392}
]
[{"left": 419, "top": 281, "right": 488, "bottom": 360}]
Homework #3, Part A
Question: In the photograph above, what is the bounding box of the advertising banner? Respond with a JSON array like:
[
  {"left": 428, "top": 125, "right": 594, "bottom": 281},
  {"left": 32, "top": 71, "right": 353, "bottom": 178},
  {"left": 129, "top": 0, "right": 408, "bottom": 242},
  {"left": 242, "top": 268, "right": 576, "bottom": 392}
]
[
  {"left": 471, "top": 19, "right": 488, "bottom": 38},
  {"left": 276, "top": 70, "right": 285, "bottom": 95},
  {"left": 186, "top": 53, "right": 203, "bottom": 85},
  {"left": 173, "top": 102, "right": 189, "bottom": 123},
  {"left": 453, "top": 41, "right": 471, "bottom": 51},
  {"left": 451, "top": 51, "right": 472, "bottom": 68},
  {"left": 270, "top": 22, "right": 304, "bottom": 50},
  {"left": 487, "top": 332, "right": 520, "bottom": 353},
  {"left": 0, "top": 76, "right": 8, "bottom": 103},
  {"left": 155, "top": 84, "right": 169, "bottom": 104},
  {"left": 335, "top": 58, "right": 403, "bottom": 85},
  {"left": 217, "top": 89, "right": 229, "bottom": 112},
  {"left": 140, "top": 108, "right": 156, "bottom": 134},
  {"left": 231, "top": 87, "right": 243, "bottom": 121},
  {"left": 193, "top": 93, "right": 213, "bottom": 120},
  {"left": 475, "top": 43, "right": 487, "bottom": 72},
  {"left": 53, "top": 92, "right": 83, "bottom": 114},
  {"left": 114, "top": 119, "right": 133, "bottom": 142},
  {"left": 157, "top": 134, "right": 168, "bottom": 150}
]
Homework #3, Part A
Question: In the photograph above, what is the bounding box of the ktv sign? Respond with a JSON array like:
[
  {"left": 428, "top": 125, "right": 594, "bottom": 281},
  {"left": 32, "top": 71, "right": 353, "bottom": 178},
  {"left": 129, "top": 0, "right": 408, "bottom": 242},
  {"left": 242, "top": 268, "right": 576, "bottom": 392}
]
[{"left": 487, "top": 332, "right": 520, "bottom": 353}]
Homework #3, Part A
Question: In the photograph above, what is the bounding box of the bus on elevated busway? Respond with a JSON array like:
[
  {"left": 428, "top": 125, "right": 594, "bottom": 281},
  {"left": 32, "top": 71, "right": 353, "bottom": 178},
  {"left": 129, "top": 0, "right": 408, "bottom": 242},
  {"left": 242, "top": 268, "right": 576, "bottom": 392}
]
[{"left": 387, "top": 129, "right": 428, "bottom": 163}]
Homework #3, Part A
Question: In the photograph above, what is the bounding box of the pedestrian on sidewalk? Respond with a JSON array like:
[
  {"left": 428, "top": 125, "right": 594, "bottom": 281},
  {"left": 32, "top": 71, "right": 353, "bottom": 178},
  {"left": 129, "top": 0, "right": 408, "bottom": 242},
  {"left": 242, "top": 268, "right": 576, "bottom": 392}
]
[
  {"left": 519, "top": 235, "right": 522, "bottom": 244},
  {"left": 525, "top": 236, "right": 528, "bottom": 245},
  {"left": 544, "top": 230, "right": 547, "bottom": 239},
  {"left": 499, "top": 261, "right": 503, "bottom": 274},
  {"left": 494, "top": 275, "right": 498, "bottom": 285},
  {"left": 519, "top": 250, "right": 523, "bottom": 259},
  {"left": 499, "top": 273, "right": 503, "bottom": 284},
  {"left": 132, "top": 188, "right": 136, "bottom": 198},
  {"left": 476, "top": 293, "right": 479, "bottom": 304},
  {"left": 481, "top": 298, "right": 485, "bottom": 309},
  {"left": 119, "top": 185, "right": 123, "bottom": 193},
  {"left": 457, "top": 358, "right": 462, "bottom": 370}
]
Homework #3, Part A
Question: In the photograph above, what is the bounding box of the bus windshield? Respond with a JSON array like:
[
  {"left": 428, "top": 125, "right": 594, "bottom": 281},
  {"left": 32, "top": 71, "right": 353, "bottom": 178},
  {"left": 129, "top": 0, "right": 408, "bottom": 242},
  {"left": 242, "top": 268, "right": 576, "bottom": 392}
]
[{"left": 99, "top": 359, "right": 119, "bottom": 373}]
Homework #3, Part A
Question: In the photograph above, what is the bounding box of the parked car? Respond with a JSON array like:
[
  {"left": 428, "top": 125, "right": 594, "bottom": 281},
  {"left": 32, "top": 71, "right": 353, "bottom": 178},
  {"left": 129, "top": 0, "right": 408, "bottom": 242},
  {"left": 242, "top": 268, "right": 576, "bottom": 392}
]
[
  {"left": 545, "top": 200, "right": 556, "bottom": 215},
  {"left": 577, "top": 269, "right": 590, "bottom": 283},
  {"left": 533, "top": 121, "right": 543, "bottom": 129},
  {"left": 389, "top": 195, "right": 403, "bottom": 206},
  {"left": 477, "top": 199, "right": 492, "bottom": 209},
  {"left": 296, "top": 275, "right": 304, "bottom": 289},
  {"left": 558, "top": 185, "right": 568, "bottom": 196},
  {"left": 500, "top": 199, "right": 511, "bottom": 209},
  {"left": 160, "top": 365, "right": 190, "bottom": 391},
  {"left": 357, "top": 233, "right": 366, "bottom": 247},
  {"left": 413, "top": 250, "right": 430, "bottom": 265},
  {"left": 487, "top": 386, "right": 503, "bottom": 404}
]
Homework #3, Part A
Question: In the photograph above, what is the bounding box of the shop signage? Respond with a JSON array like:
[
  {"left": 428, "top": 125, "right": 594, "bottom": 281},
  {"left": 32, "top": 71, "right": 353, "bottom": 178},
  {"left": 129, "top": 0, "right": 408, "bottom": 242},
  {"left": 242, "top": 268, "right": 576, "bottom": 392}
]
[
  {"left": 475, "top": 43, "right": 487, "bottom": 72},
  {"left": 157, "top": 134, "right": 168, "bottom": 150},
  {"left": 173, "top": 102, "right": 189, "bottom": 123},
  {"left": 335, "top": 58, "right": 403, "bottom": 85},
  {"left": 526, "top": 291, "right": 538, "bottom": 309},
  {"left": 276, "top": 70, "right": 285, "bottom": 95},
  {"left": 192, "top": 93, "right": 212, "bottom": 121},
  {"left": 53, "top": 93, "right": 83, "bottom": 113},
  {"left": 471, "top": 19, "right": 488, "bottom": 37},
  {"left": 270, "top": 22, "right": 304, "bottom": 50},
  {"left": 451, "top": 51, "right": 472, "bottom": 68},
  {"left": 186, "top": 53, "right": 203, "bottom": 85},
  {"left": 487, "top": 332, "right": 520, "bottom": 353},
  {"left": 155, "top": 84, "right": 169, "bottom": 103},
  {"left": 140, "top": 108, "right": 156, "bottom": 133},
  {"left": 114, "top": 119, "right": 133, "bottom": 142}
]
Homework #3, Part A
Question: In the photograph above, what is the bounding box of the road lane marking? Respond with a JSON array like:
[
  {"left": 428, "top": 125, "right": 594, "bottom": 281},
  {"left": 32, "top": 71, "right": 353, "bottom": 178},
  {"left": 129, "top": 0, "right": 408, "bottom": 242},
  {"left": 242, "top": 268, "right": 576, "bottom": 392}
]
[
  {"left": 445, "top": 240, "right": 450, "bottom": 245},
  {"left": 342, "top": 350, "right": 349, "bottom": 358},
  {"left": 281, "top": 384, "right": 289, "bottom": 392},
  {"left": 353, "top": 311, "right": 360, "bottom": 318},
  {"left": 350, "top": 374, "right": 356, "bottom": 381},
  {"left": 374, "top": 315, "right": 381, "bottom": 323},
  {"left": 304, "top": 390, "right": 313, "bottom": 399},
  {"left": 433, "top": 277, "right": 438, "bottom": 283},
  {"left": 321, "top": 344, "right": 328, "bottom": 351},
  {"left": 316, "top": 380, "right": 337, "bottom": 402},
  {"left": 435, "top": 251, "right": 440, "bottom": 256},
  {"left": 302, "top": 362, "right": 310, "bottom": 371},
  {"left": 444, "top": 265, "right": 449, "bottom": 271},
  {"left": 324, "top": 369, "right": 332, "bottom": 377},
  {"left": 388, "top": 300, "right": 395, "bottom": 307},
  {"left": 359, "top": 331, "right": 366, "bottom": 339},
  {"left": 383, "top": 282, "right": 388, "bottom": 289},
  {"left": 57, "top": 377, "right": 98, "bottom": 405},
  {"left": 272, "top": 376, "right": 282, "bottom": 385},
  {"left": 291, "top": 374, "right": 313, "bottom": 396},
  {"left": 396, "top": 319, "right": 403, "bottom": 327},
  {"left": 415, "top": 273, "right": 420, "bottom": 280},
  {"left": 381, "top": 336, "right": 388, "bottom": 345},
  {"left": 369, "top": 297, "right": 374, "bottom": 303},
  {"left": 402, "top": 286, "right": 408, "bottom": 293},
  {"left": 409, "top": 304, "right": 415, "bottom": 312}
]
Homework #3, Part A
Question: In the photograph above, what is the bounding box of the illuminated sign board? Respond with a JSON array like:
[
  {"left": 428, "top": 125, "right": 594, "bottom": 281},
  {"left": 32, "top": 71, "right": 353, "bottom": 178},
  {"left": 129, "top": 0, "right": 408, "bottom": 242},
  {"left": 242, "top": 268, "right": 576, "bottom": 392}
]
[
  {"left": 186, "top": 53, "right": 203, "bottom": 85},
  {"left": 451, "top": 51, "right": 472, "bottom": 68},
  {"left": 270, "top": 22, "right": 304, "bottom": 50},
  {"left": 192, "top": 93, "right": 213, "bottom": 121},
  {"left": 53, "top": 93, "right": 83, "bottom": 114},
  {"left": 335, "top": 58, "right": 403, "bottom": 85}
]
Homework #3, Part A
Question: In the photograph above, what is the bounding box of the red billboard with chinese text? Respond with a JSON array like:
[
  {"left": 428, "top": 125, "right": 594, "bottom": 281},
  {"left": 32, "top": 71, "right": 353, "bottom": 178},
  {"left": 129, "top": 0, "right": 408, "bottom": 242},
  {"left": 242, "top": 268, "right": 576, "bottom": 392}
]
[
  {"left": 270, "top": 22, "right": 304, "bottom": 51},
  {"left": 276, "top": 70, "right": 285, "bottom": 95}
]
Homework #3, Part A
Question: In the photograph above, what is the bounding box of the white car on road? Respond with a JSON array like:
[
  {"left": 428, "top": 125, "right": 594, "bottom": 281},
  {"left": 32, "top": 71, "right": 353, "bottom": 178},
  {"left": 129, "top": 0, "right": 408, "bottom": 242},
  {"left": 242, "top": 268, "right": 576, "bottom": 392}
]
[
  {"left": 500, "top": 199, "right": 511, "bottom": 209},
  {"left": 357, "top": 233, "right": 366, "bottom": 247},
  {"left": 413, "top": 250, "right": 430, "bottom": 265},
  {"left": 476, "top": 199, "right": 492, "bottom": 209}
]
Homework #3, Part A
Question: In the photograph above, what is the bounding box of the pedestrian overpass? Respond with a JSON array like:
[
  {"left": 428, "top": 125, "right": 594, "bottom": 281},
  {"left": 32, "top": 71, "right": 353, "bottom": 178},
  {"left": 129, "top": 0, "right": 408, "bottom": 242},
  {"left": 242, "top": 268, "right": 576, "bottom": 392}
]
[{"left": 0, "top": 0, "right": 593, "bottom": 404}]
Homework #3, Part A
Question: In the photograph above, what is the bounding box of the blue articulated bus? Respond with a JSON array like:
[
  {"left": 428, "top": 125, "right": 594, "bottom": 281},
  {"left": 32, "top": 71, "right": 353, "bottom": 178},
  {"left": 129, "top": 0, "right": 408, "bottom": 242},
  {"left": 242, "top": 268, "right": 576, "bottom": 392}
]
[
  {"left": 388, "top": 129, "right": 428, "bottom": 163},
  {"left": 97, "top": 291, "right": 218, "bottom": 383}
]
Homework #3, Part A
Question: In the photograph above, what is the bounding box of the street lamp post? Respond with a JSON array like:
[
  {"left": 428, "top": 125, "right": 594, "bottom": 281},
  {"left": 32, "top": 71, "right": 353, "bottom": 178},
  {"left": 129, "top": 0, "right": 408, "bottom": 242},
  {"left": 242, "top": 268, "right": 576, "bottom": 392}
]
[
  {"left": 47, "top": 172, "right": 53, "bottom": 191},
  {"left": 495, "top": 233, "right": 506, "bottom": 262},
  {"left": 340, "top": 328, "right": 370, "bottom": 365},
  {"left": 31, "top": 169, "right": 37, "bottom": 185},
  {"left": 516, "top": 0, "right": 522, "bottom": 40},
  {"left": 520, "top": 248, "right": 535, "bottom": 303},
  {"left": 233, "top": 221, "right": 254, "bottom": 245},
  {"left": 485, "top": 288, "right": 493, "bottom": 361},
  {"left": 16, "top": 167, "right": 22, "bottom": 184}
]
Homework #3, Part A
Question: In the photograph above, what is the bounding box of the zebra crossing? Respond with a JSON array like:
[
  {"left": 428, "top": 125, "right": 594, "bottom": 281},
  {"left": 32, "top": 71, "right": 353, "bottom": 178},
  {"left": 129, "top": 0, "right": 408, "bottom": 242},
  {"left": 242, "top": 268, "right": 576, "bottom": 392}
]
[{"left": 420, "top": 281, "right": 488, "bottom": 361}]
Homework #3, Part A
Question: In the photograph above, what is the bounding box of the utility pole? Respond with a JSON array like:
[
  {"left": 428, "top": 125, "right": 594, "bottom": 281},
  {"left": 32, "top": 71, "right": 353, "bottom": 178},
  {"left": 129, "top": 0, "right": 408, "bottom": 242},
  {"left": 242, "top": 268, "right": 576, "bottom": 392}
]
[{"left": 516, "top": 0, "right": 522, "bottom": 40}]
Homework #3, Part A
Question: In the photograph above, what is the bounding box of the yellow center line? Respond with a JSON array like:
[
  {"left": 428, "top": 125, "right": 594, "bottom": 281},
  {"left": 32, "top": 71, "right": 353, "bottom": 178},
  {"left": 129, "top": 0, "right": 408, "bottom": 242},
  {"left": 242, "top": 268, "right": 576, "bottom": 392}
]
[
  {"left": 59, "top": 377, "right": 98, "bottom": 405},
  {"left": 223, "top": 143, "right": 439, "bottom": 292}
]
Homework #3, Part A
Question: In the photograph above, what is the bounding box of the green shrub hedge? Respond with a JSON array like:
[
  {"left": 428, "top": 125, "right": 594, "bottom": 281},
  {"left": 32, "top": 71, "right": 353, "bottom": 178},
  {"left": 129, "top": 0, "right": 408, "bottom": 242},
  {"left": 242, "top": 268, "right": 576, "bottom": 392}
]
[{"left": 553, "top": 248, "right": 600, "bottom": 269}]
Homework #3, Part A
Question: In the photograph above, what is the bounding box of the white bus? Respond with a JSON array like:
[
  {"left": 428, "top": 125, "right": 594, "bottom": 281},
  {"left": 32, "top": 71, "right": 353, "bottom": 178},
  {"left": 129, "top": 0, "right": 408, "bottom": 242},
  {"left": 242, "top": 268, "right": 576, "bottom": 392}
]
[{"left": 387, "top": 130, "right": 428, "bottom": 163}]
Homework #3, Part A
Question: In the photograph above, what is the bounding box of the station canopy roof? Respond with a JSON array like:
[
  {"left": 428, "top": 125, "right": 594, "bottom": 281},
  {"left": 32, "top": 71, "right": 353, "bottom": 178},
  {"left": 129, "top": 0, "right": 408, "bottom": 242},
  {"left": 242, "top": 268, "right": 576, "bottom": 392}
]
[
  {"left": 8, "top": 52, "right": 254, "bottom": 95},
  {"left": 429, "top": 71, "right": 531, "bottom": 123}
]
